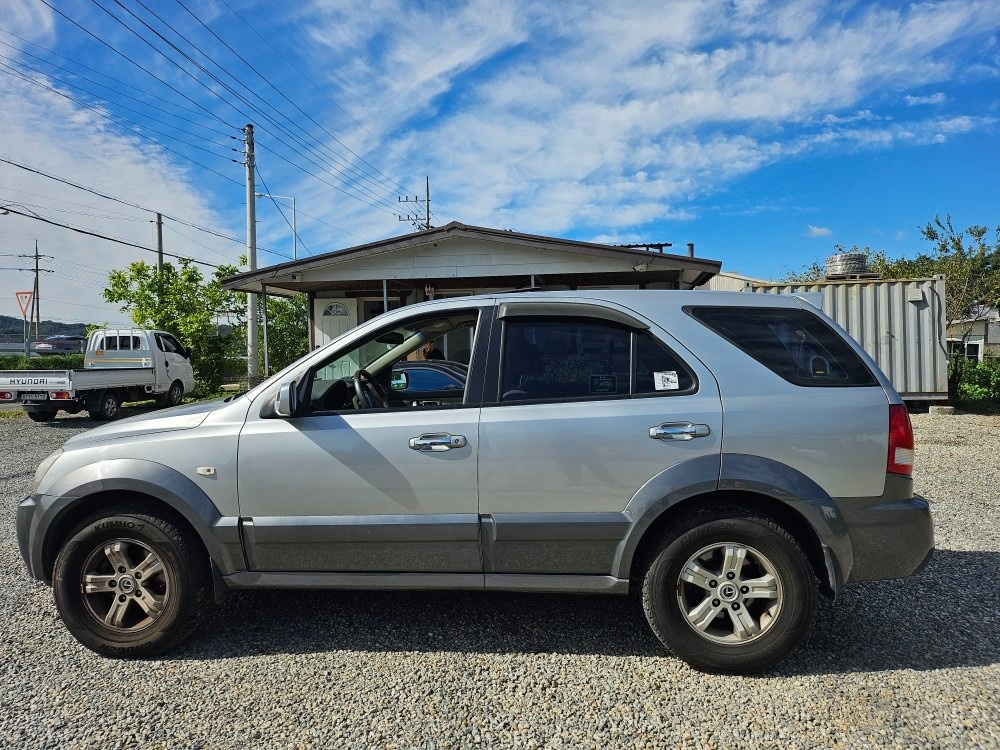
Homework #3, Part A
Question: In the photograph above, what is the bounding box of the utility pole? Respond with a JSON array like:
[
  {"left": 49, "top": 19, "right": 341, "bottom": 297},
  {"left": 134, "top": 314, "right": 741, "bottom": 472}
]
[
  {"left": 155, "top": 213, "right": 164, "bottom": 319},
  {"left": 32, "top": 240, "right": 40, "bottom": 338},
  {"left": 17, "top": 243, "right": 52, "bottom": 340},
  {"left": 244, "top": 124, "right": 259, "bottom": 383},
  {"left": 156, "top": 213, "right": 164, "bottom": 273},
  {"left": 398, "top": 176, "right": 431, "bottom": 230}
]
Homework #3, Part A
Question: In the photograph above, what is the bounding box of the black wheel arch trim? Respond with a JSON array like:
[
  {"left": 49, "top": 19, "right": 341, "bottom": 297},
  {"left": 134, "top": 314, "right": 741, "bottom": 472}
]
[
  {"left": 25, "top": 458, "right": 245, "bottom": 582},
  {"left": 616, "top": 453, "right": 852, "bottom": 596}
]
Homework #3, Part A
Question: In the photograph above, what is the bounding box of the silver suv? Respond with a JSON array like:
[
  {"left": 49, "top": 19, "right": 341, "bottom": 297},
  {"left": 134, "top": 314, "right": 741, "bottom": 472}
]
[{"left": 17, "top": 290, "right": 933, "bottom": 673}]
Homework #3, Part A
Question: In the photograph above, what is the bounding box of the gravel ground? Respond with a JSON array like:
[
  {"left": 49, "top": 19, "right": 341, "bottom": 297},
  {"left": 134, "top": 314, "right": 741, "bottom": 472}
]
[{"left": 1, "top": 410, "right": 998, "bottom": 749}]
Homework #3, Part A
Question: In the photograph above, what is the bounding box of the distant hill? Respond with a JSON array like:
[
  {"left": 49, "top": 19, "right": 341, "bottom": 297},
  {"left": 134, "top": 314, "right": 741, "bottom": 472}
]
[{"left": 0, "top": 315, "right": 87, "bottom": 337}]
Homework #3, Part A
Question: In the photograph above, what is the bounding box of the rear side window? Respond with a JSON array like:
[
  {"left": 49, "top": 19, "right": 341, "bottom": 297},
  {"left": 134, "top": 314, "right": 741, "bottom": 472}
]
[
  {"left": 688, "top": 306, "right": 877, "bottom": 387},
  {"left": 500, "top": 318, "right": 695, "bottom": 402}
]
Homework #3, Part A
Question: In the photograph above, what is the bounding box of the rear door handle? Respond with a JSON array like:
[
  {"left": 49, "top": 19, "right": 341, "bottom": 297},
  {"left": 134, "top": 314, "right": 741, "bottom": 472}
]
[
  {"left": 409, "top": 433, "right": 468, "bottom": 451},
  {"left": 649, "top": 422, "right": 711, "bottom": 441}
]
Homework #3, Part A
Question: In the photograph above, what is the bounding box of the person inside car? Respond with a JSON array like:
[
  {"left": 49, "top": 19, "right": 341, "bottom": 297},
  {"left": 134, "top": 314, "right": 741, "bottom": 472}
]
[{"left": 421, "top": 339, "right": 444, "bottom": 360}]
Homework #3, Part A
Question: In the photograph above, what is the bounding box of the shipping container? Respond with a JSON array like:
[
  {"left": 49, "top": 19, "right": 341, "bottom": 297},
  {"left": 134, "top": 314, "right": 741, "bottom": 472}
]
[{"left": 700, "top": 274, "right": 948, "bottom": 401}]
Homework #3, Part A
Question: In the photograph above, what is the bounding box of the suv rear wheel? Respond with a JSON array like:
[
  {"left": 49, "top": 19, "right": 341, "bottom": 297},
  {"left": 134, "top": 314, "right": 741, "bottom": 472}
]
[
  {"left": 52, "top": 505, "right": 212, "bottom": 657},
  {"left": 640, "top": 509, "right": 816, "bottom": 674}
]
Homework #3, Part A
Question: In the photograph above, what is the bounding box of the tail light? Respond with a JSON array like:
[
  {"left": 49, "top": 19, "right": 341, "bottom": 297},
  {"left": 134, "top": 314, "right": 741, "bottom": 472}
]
[
  {"left": 887, "top": 404, "right": 914, "bottom": 476},
  {"left": 0, "top": 391, "right": 12, "bottom": 401}
]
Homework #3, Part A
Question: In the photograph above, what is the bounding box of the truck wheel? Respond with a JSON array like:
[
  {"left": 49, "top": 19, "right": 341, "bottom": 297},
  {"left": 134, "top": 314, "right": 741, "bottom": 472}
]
[
  {"left": 91, "top": 391, "right": 120, "bottom": 421},
  {"left": 640, "top": 509, "right": 816, "bottom": 674},
  {"left": 158, "top": 381, "right": 184, "bottom": 408},
  {"left": 27, "top": 409, "right": 58, "bottom": 422},
  {"left": 52, "top": 505, "right": 212, "bottom": 657}
]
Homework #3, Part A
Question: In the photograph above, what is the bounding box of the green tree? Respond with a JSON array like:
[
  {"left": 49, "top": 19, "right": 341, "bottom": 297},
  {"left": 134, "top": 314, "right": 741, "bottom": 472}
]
[
  {"left": 103, "top": 259, "right": 245, "bottom": 392},
  {"left": 783, "top": 216, "right": 1000, "bottom": 399},
  {"left": 917, "top": 215, "right": 1000, "bottom": 342},
  {"left": 261, "top": 294, "right": 309, "bottom": 373}
]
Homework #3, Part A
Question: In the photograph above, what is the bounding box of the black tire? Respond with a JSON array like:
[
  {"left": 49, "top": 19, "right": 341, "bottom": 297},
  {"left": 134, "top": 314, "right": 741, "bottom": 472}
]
[
  {"left": 27, "top": 409, "right": 58, "bottom": 422},
  {"left": 157, "top": 381, "right": 184, "bottom": 408},
  {"left": 90, "top": 391, "right": 120, "bottom": 421},
  {"left": 640, "top": 508, "right": 817, "bottom": 674},
  {"left": 52, "top": 505, "right": 212, "bottom": 657}
]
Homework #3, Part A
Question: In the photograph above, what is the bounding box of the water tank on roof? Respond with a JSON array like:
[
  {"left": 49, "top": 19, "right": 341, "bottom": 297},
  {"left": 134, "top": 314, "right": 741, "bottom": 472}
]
[{"left": 825, "top": 252, "right": 868, "bottom": 278}]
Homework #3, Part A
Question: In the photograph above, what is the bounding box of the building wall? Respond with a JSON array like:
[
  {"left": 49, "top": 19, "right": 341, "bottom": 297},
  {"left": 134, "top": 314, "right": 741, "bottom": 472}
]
[
  {"left": 302, "top": 239, "right": 643, "bottom": 283},
  {"left": 947, "top": 318, "right": 1000, "bottom": 361}
]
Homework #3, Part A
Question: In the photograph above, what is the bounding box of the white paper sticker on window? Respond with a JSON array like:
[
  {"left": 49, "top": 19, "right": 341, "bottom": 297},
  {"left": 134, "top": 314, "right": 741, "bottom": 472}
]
[{"left": 654, "top": 371, "right": 679, "bottom": 391}]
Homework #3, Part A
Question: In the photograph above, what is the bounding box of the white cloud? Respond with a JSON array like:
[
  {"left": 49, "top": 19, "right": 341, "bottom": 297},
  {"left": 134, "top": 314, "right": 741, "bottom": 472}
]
[
  {"left": 806, "top": 225, "right": 832, "bottom": 237},
  {"left": 1, "top": 0, "right": 55, "bottom": 42},
  {"left": 294, "top": 0, "right": 1000, "bottom": 238},
  {"left": 0, "top": 73, "right": 238, "bottom": 323},
  {"left": 904, "top": 92, "right": 947, "bottom": 106}
]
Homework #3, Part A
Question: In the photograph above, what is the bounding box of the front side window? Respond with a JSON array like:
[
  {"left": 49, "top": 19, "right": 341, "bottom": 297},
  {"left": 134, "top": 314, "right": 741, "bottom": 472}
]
[
  {"left": 156, "top": 334, "right": 181, "bottom": 354},
  {"left": 305, "top": 310, "right": 480, "bottom": 412},
  {"left": 500, "top": 318, "right": 694, "bottom": 402}
]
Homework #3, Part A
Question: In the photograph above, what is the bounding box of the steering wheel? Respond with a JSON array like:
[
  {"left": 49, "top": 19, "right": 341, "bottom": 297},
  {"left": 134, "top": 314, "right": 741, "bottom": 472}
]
[{"left": 352, "top": 369, "right": 390, "bottom": 409}]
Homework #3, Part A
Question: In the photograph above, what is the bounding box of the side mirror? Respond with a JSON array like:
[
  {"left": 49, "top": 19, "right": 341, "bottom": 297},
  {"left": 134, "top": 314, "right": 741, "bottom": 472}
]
[
  {"left": 390, "top": 371, "right": 409, "bottom": 391},
  {"left": 275, "top": 380, "right": 298, "bottom": 417}
]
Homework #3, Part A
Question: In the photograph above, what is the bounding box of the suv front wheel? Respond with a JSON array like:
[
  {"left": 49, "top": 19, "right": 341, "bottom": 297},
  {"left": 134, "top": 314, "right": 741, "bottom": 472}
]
[
  {"left": 640, "top": 509, "right": 817, "bottom": 674},
  {"left": 52, "top": 505, "right": 212, "bottom": 657}
]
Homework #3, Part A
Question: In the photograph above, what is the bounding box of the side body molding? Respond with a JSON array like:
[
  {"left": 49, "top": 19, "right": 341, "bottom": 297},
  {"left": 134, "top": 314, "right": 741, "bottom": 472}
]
[{"left": 26, "top": 458, "right": 245, "bottom": 580}]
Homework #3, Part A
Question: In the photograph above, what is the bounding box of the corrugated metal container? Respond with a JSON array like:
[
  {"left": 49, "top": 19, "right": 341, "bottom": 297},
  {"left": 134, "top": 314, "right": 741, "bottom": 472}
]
[
  {"left": 700, "top": 273, "right": 756, "bottom": 292},
  {"left": 747, "top": 276, "right": 948, "bottom": 401}
]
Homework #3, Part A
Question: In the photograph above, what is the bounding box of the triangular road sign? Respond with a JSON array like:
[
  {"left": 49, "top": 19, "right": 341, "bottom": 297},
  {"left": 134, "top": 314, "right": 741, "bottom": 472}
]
[{"left": 16, "top": 291, "right": 33, "bottom": 317}]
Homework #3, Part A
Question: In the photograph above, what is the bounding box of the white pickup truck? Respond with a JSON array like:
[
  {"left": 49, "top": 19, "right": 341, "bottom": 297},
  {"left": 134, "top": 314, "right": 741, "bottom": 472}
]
[{"left": 0, "top": 329, "right": 195, "bottom": 421}]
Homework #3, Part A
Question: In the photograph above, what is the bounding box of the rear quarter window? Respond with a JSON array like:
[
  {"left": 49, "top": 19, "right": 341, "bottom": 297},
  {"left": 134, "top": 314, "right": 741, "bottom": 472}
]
[{"left": 687, "top": 305, "right": 878, "bottom": 387}]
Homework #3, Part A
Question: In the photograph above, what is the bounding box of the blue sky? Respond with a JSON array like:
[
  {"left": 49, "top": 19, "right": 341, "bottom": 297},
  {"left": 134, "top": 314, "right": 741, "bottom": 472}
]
[{"left": 0, "top": 0, "right": 998, "bottom": 323}]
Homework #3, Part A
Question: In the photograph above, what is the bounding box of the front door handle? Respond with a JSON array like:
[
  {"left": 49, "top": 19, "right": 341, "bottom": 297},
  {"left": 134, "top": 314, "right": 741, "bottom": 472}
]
[
  {"left": 409, "top": 433, "right": 468, "bottom": 451},
  {"left": 649, "top": 422, "right": 711, "bottom": 441}
]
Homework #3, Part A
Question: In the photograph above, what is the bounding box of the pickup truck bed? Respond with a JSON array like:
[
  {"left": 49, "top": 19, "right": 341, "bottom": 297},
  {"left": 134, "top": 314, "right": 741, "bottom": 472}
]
[{"left": 0, "top": 367, "right": 155, "bottom": 392}]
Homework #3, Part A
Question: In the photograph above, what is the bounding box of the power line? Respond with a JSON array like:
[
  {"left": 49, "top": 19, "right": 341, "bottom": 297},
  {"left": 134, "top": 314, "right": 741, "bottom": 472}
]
[
  {"left": 162, "top": 224, "right": 248, "bottom": 264},
  {"left": 89, "top": 0, "right": 402, "bottom": 215},
  {"left": 0, "top": 187, "right": 147, "bottom": 221},
  {"left": 253, "top": 165, "right": 311, "bottom": 258},
  {"left": 36, "top": 0, "right": 234, "bottom": 130},
  {"left": 0, "top": 204, "right": 220, "bottom": 268},
  {"left": 254, "top": 140, "right": 399, "bottom": 217},
  {"left": 216, "top": 0, "right": 422, "bottom": 182},
  {"left": 92, "top": 0, "right": 409, "bottom": 216},
  {"left": 124, "top": 0, "right": 410, "bottom": 207},
  {"left": 174, "top": 0, "right": 412, "bottom": 197},
  {"left": 0, "top": 53, "right": 234, "bottom": 153},
  {"left": 0, "top": 61, "right": 241, "bottom": 185},
  {"left": 0, "top": 28, "right": 232, "bottom": 135},
  {"left": 0, "top": 156, "right": 247, "bottom": 247},
  {"left": 0, "top": 195, "right": 146, "bottom": 223}
]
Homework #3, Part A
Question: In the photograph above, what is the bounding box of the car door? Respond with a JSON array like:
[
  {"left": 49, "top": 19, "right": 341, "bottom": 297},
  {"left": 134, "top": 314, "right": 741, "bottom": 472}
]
[
  {"left": 477, "top": 300, "right": 723, "bottom": 577},
  {"left": 154, "top": 333, "right": 195, "bottom": 392},
  {"left": 236, "top": 304, "right": 491, "bottom": 574}
]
